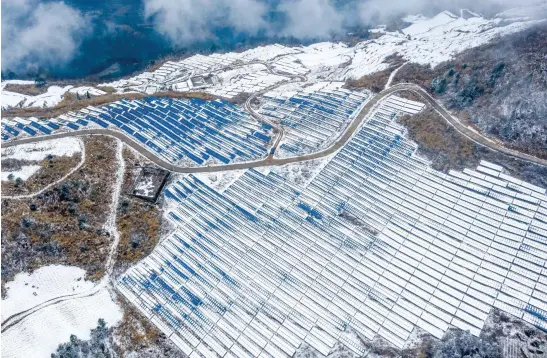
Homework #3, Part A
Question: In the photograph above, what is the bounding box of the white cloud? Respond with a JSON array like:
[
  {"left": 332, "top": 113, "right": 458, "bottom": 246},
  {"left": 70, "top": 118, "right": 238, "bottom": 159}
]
[
  {"left": 277, "top": 0, "right": 346, "bottom": 39},
  {"left": 143, "top": 0, "right": 269, "bottom": 44},
  {"left": 143, "top": 0, "right": 544, "bottom": 45},
  {"left": 1, "top": 0, "right": 89, "bottom": 72},
  {"left": 358, "top": 0, "right": 544, "bottom": 23}
]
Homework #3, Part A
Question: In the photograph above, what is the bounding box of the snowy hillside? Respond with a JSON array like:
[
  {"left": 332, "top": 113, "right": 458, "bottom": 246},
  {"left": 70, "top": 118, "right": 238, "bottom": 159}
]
[{"left": 1, "top": 8, "right": 544, "bottom": 110}]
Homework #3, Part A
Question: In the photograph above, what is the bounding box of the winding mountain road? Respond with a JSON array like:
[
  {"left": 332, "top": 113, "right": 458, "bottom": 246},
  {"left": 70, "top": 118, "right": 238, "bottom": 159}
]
[{"left": 3, "top": 83, "right": 546, "bottom": 170}]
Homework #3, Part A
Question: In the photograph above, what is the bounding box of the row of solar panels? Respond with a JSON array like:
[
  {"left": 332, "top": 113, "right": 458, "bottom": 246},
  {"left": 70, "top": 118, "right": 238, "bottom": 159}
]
[
  {"left": 118, "top": 98, "right": 546, "bottom": 357},
  {"left": 261, "top": 89, "right": 367, "bottom": 157},
  {"left": 2, "top": 97, "right": 273, "bottom": 166}
]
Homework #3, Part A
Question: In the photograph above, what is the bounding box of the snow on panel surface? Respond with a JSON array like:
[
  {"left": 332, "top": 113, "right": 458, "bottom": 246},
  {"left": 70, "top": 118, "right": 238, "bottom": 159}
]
[
  {"left": 1, "top": 98, "right": 271, "bottom": 168},
  {"left": 118, "top": 96, "right": 546, "bottom": 356},
  {"left": 260, "top": 82, "right": 369, "bottom": 158}
]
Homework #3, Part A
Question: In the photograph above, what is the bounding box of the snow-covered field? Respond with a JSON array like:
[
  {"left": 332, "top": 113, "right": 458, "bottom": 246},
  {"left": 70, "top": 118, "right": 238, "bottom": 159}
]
[
  {"left": 1, "top": 85, "right": 73, "bottom": 109},
  {"left": 1, "top": 137, "right": 82, "bottom": 161},
  {"left": 1, "top": 265, "right": 95, "bottom": 322},
  {"left": 1, "top": 81, "right": 107, "bottom": 110},
  {"left": 1, "top": 288, "right": 122, "bottom": 358},
  {"left": 1, "top": 138, "right": 82, "bottom": 182},
  {"left": 194, "top": 169, "right": 247, "bottom": 193},
  {"left": 1, "top": 164, "right": 42, "bottom": 181}
]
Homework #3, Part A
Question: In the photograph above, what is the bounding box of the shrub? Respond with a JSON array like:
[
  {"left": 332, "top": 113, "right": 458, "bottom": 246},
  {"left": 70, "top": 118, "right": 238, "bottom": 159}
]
[{"left": 430, "top": 76, "right": 448, "bottom": 94}]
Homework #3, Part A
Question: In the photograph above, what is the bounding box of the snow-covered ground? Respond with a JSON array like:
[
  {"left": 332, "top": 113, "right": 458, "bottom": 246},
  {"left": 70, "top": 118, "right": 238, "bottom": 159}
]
[
  {"left": 1, "top": 265, "right": 95, "bottom": 322},
  {"left": 69, "top": 86, "right": 107, "bottom": 97},
  {"left": 194, "top": 169, "right": 247, "bottom": 193},
  {"left": 1, "top": 137, "right": 81, "bottom": 161},
  {"left": 1, "top": 85, "right": 73, "bottom": 109},
  {"left": 1, "top": 138, "right": 83, "bottom": 182},
  {"left": 1, "top": 164, "right": 42, "bottom": 181},
  {"left": 1, "top": 288, "right": 122, "bottom": 358},
  {"left": 0, "top": 81, "right": 107, "bottom": 110}
]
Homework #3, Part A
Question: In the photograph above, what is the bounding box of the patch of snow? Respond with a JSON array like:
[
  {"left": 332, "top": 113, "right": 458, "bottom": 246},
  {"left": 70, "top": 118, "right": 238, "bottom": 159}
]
[
  {"left": 0, "top": 80, "right": 36, "bottom": 90},
  {"left": 104, "top": 140, "right": 126, "bottom": 276},
  {"left": 1, "top": 137, "right": 81, "bottom": 161},
  {"left": 402, "top": 11, "right": 459, "bottom": 36},
  {"left": 69, "top": 86, "right": 107, "bottom": 97},
  {"left": 1, "top": 85, "right": 73, "bottom": 110},
  {"left": 134, "top": 176, "right": 155, "bottom": 197},
  {"left": 385, "top": 63, "right": 407, "bottom": 89},
  {"left": 1, "top": 265, "right": 95, "bottom": 322},
  {"left": 1, "top": 288, "right": 122, "bottom": 358},
  {"left": 194, "top": 169, "right": 247, "bottom": 193},
  {"left": 267, "top": 156, "right": 333, "bottom": 188},
  {"left": 1, "top": 165, "right": 42, "bottom": 181},
  {"left": 402, "top": 14, "right": 427, "bottom": 23}
]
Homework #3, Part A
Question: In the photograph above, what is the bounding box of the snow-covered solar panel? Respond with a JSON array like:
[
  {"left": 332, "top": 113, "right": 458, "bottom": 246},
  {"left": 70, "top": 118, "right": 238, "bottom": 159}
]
[{"left": 117, "top": 95, "right": 546, "bottom": 356}]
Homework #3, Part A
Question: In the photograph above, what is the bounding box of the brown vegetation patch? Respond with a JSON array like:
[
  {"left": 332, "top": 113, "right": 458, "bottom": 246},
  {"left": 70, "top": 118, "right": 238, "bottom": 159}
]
[
  {"left": 345, "top": 67, "right": 394, "bottom": 93},
  {"left": 1, "top": 137, "right": 118, "bottom": 296},
  {"left": 398, "top": 108, "right": 547, "bottom": 187},
  {"left": 114, "top": 148, "right": 162, "bottom": 272},
  {"left": 96, "top": 86, "right": 116, "bottom": 94},
  {"left": 2, "top": 153, "right": 82, "bottom": 196},
  {"left": 392, "top": 90, "right": 424, "bottom": 103},
  {"left": 399, "top": 108, "right": 475, "bottom": 172},
  {"left": 111, "top": 295, "right": 184, "bottom": 357},
  {"left": 3, "top": 83, "right": 49, "bottom": 96},
  {"left": 1, "top": 91, "right": 221, "bottom": 119},
  {"left": 345, "top": 55, "right": 404, "bottom": 93},
  {"left": 392, "top": 62, "right": 436, "bottom": 88}
]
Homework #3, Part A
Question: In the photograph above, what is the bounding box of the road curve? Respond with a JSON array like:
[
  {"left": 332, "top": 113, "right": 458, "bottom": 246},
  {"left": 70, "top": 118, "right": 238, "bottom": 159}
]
[{"left": 2, "top": 83, "right": 546, "bottom": 174}]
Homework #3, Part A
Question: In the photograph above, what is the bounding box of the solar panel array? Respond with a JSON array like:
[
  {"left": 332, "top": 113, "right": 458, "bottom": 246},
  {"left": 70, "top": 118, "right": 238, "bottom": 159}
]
[
  {"left": 1, "top": 98, "right": 272, "bottom": 166},
  {"left": 260, "top": 86, "right": 368, "bottom": 157},
  {"left": 206, "top": 72, "right": 289, "bottom": 99},
  {"left": 118, "top": 97, "right": 547, "bottom": 358},
  {"left": 101, "top": 54, "right": 239, "bottom": 93}
]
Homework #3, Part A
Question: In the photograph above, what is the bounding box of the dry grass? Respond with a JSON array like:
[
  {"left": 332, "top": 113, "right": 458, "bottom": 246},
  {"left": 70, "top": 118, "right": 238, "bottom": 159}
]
[
  {"left": 345, "top": 67, "right": 394, "bottom": 93},
  {"left": 3, "top": 83, "right": 49, "bottom": 96},
  {"left": 96, "top": 86, "right": 117, "bottom": 94},
  {"left": 394, "top": 90, "right": 426, "bottom": 103},
  {"left": 1, "top": 154, "right": 82, "bottom": 196},
  {"left": 1, "top": 91, "right": 221, "bottom": 119},
  {"left": 398, "top": 108, "right": 477, "bottom": 172},
  {"left": 392, "top": 62, "right": 436, "bottom": 88},
  {"left": 114, "top": 148, "right": 162, "bottom": 272},
  {"left": 113, "top": 295, "right": 184, "bottom": 356},
  {"left": 1, "top": 137, "right": 118, "bottom": 294},
  {"left": 115, "top": 297, "right": 160, "bottom": 348}
]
